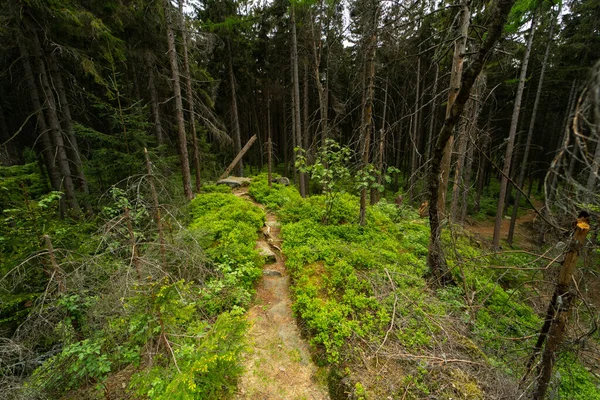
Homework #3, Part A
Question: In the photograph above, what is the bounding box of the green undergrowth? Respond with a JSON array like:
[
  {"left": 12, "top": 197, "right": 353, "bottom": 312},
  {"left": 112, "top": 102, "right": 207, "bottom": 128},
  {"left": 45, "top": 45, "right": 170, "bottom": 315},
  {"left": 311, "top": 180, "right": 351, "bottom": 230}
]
[
  {"left": 27, "top": 192, "right": 265, "bottom": 399},
  {"left": 248, "top": 174, "right": 599, "bottom": 399}
]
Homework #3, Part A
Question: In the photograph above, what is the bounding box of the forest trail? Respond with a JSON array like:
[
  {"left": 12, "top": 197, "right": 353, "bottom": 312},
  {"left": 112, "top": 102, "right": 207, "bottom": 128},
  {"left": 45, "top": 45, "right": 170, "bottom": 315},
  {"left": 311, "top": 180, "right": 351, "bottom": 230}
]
[
  {"left": 466, "top": 206, "right": 539, "bottom": 249},
  {"left": 233, "top": 186, "right": 330, "bottom": 400}
]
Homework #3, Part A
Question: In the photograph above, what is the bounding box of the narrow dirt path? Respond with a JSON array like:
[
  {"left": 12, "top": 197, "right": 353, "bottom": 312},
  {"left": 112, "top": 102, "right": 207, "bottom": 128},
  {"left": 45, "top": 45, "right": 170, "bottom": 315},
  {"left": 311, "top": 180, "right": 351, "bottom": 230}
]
[
  {"left": 466, "top": 207, "right": 538, "bottom": 249},
  {"left": 234, "top": 187, "right": 330, "bottom": 400}
]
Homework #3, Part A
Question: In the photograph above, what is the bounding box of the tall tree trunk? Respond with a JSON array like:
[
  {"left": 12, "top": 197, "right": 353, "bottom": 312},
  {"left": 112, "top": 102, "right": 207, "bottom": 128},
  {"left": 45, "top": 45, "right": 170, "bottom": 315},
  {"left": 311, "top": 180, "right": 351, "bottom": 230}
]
[
  {"left": 19, "top": 40, "right": 64, "bottom": 214},
  {"left": 531, "top": 213, "right": 590, "bottom": 399},
  {"left": 291, "top": 5, "right": 306, "bottom": 197},
  {"left": 47, "top": 54, "right": 89, "bottom": 201},
  {"left": 492, "top": 11, "right": 537, "bottom": 249},
  {"left": 450, "top": 122, "right": 468, "bottom": 220},
  {"left": 228, "top": 47, "right": 243, "bottom": 177},
  {"left": 428, "top": 0, "right": 516, "bottom": 285},
  {"left": 438, "top": 0, "right": 471, "bottom": 215},
  {"left": 267, "top": 94, "right": 273, "bottom": 188},
  {"left": 585, "top": 105, "right": 600, "bottom": 195},
  {"left": 32, "top": 34, "right": 80, "bottom": 215},
  {"left": 359, "top": 2, "right": 378, "bottom": 226},
  {"left": 178, "top": 0, "right": 202, "bottom": 191},
  {"left": 373, "top": 79, "right": 389, "bottom": 205},
  {"left": 303, "top": 62, "right": 310, "bottom": 193},
  {"left": 311, "top": 8, "right": 328, "bottom": 143},
  {"left": 145, "top": 51, "right": 165, "bottom": 146},
  {"left": 163, "top": 0, "right": 193, "bottom": 200},
  {"left": 451, "top": 75, "right": 485, "bottom": 221},
  {"left": 425, "top": 63, "right": 440, "bottom": 167},
  {"left": 410, "top": 52, "right": 422, "bottom": 203},
  {"left": 547, "top": 80, "right": 577, "bottom": 204},
  {"left": 508, "top": 9, "right": 557, "bottom": 244}
]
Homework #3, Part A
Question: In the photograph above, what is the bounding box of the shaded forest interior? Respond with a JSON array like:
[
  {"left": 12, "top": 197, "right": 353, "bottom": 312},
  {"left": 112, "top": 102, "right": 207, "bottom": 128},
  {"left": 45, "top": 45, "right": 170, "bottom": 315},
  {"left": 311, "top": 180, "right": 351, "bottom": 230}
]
[{"left": 1, "top": 0, "right": 600, "bottom": 399}]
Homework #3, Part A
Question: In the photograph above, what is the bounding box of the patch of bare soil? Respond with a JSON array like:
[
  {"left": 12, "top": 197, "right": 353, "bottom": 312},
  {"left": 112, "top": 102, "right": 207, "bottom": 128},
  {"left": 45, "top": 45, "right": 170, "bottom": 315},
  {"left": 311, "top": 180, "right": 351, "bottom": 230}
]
[
  {"left": 467, "top": 207, "right": 538, "bottom": 250},
  {"left": 234, "top": 187, "right": 329, "bottom": 400}
]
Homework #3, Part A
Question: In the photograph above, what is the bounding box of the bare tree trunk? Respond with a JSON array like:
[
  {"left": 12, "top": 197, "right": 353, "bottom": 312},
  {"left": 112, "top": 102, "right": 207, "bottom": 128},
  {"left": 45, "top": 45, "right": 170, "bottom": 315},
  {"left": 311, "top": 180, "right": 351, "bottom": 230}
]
[
  {"left": 452, "top": 75, "right": 485, "bottom": 221},
  {"left": 425, "top": 63, "right": 440, "bottom": 167},
  {"left": 585, "top": 89, "right": 600, "bottom": 196},
  {"left": 373, "top": 79, "right": 389, "bottom": 205},
  {"left": 291, "top": 5, "right": 306, "bottom": 197},
  {"left": 547, "top": 80, "right": 577, "bottom": 204},
  {"left": 311, "top": 7, "right": 329, "bottom": 143},
  {"left": 163, "top": 0, "right": 193, "bottom": 200},
  {"left": 410, "top": 52, "right": 422, "bottom": 203},
  {"left": 145, "top": 51, "right": 165, "bottom": 146},
  {"left": 228, "top": 48, "right": 243, "bottom": 177},
  {"left": 438, "top": 0, "right": 470, "bottom": 215},
  {"left": 461, "top": 132, "right": 475, "bottom": 222},
  {"left": 359, "top": 2, "right": 378, "bottom": 226},
  {"left": 19, "top": 41, "right": 63, "bottom": 210},
  {"left": 428, "top": 0, "right": 516, "bottom": 285},
  {"left": 531, "top": 213, "right": 590, "bottom": 399},
  {"left": 32, "top": 34, "right": 80, "bottom": 215},
  {"left": 450, "top": 123, "right": 468, "bottom": 220},
  {"left": 267, "top": 95, "right": 273, "bottom": 188},
  {"left": 508, "top": 10, "right": 557, "bottom": 244},
  {"left": 492, "top": 11, "right": 537, "bottom": 249},
  {"left": 47, "top": 55, "right": 90, "bottom": 202},
  {"left": 303, "top": 62, "right": 310, "bottom": 193},
  {"left": 178, "top": 0, "right": 202, "bottom": 192}
]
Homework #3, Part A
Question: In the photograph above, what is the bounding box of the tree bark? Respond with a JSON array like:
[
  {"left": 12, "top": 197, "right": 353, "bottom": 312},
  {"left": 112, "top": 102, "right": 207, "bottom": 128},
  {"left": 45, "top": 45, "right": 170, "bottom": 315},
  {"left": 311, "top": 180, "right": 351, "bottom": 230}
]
[
  {"left": 267, "top": 95, "right": 273, "bottom": 188},
  {"left": 32, "top": 34, "right": 80, "bottom": 215},
  {"left": 291, "top": 5, "right": 306, "bottom": 197},
  {"left": 508, "top": 9, "right": 557, "bottom": 244},
  {"left": 492, "top": 11, "right": 537, "bottom": 249},
  {"left": 145, "top": 51, "right": 165, "bottom": 146},
  {"left": 452, "top": 74, "right": 485, "bottom": 221},
  {"left": 47, "top": 54, "right": 90, "bottom": 201},
  {"left": 303, "top": 62, "right": 310, "bottom": 193},
  {"left": 163, "top": 0, "right": 193, "bottom": 200},
  {"left": 373, "top": 79, "right": 389, "bottom": 205},
  {"left": 228, "top": 46, "right": 243, "bottom": 177},
  {"left": 359, "top": 1, "right": 378, "bottom": 226},
  {"left": 178, "top": 0, "right": 202, "bottom": 192},
  {"left": 425, "top": 63, "right": 440, "bottom": 167},
  {"left": 531, "top": 213, "right": 590, "bottom": 400},
  {"left": 19, "top": 40, "right": 63, "bottom": 204},
  {"left": 311, "top": 6, "right": 329, "bottom": 143},
  {"left": 409, "top": 51, "right": 422, "bottom": 203},
  {"left": 438, "top": 0, "right": 471, "bottom": 215},
  {"left": 428, "top": 0, "right": 516, "bottom": 285}
]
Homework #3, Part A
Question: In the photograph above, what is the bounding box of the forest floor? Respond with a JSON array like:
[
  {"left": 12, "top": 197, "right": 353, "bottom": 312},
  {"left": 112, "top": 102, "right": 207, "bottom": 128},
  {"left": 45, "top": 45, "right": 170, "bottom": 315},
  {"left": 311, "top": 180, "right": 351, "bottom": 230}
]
[
  {"left": 233, "top": 186, "right": 330, "bottom": 400},
  {"left": 466, "top": 206, "right": 539, "bottom": 249}
]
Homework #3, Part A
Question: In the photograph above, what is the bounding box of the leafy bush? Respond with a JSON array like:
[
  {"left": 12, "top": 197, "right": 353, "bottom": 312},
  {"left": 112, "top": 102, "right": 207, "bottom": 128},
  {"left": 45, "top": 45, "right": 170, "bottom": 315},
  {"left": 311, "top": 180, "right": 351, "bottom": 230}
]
[
  {"left": 248, "top": 173, "right": 302, "bottom": 210},
  {"left": 199, "top": 183, "right": 232, "bottom": 194}
]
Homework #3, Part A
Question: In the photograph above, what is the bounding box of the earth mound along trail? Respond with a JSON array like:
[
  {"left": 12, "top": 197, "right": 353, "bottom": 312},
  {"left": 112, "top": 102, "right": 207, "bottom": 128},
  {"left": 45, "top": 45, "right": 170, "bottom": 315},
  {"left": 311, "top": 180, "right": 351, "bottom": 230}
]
[{"left": 234, "top": 187, "right": 329, "bottom": 400}]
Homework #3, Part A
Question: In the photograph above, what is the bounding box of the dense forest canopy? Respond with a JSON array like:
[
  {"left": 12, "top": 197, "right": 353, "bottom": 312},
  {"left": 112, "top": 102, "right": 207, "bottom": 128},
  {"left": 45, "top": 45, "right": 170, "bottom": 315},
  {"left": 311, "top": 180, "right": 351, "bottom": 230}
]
[{"left": 1, "top": 0, "right": 599, "bottom": 398}]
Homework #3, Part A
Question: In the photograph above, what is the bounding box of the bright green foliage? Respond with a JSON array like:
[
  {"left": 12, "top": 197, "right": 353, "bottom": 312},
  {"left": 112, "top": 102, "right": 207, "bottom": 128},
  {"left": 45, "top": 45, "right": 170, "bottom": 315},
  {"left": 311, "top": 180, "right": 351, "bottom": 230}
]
[
  {"left": 21, "top": 191, "right": 265, "bottom": 398},
  {"left": 199, "top": 184, "right": 232, "bottom": 194},
  {"left": 249, "top": 178, "right": 446, "bottom": 364},
  {"left": 296, "top": 140, "right": 400, "bottom": 224},
  {"left": 557, "top": 353, "right": 600, "bottom": 399},
  {"left": 248, "top": 173, "right": 303, "bottom": 210},
  {"left": 249, "top": 178, "right": 599, "bottom": 395},
  {"left": 188, "top": 192, "right": 265, "bottom": 265}
]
